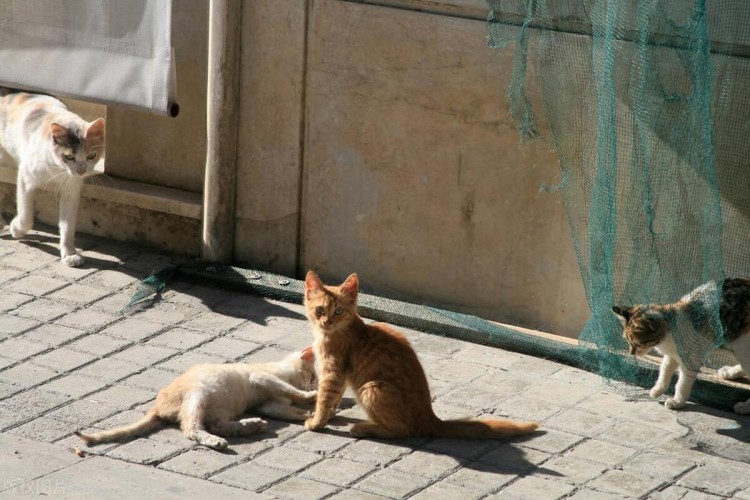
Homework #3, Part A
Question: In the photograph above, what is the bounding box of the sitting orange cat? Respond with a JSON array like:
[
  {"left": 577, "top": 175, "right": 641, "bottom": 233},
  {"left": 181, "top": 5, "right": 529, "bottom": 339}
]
[
  {"left": 303, "top": 271, "right": 539, "bottom": 439},
  {"left": 75, "top": 348, "right": 317, "bottom": 450}
]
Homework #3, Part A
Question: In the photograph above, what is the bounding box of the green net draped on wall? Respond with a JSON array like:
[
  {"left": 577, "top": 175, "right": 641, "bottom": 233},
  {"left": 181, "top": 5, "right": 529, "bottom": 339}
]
[{"left": 486, "top": 0, "right": 750, "bottom": 403}]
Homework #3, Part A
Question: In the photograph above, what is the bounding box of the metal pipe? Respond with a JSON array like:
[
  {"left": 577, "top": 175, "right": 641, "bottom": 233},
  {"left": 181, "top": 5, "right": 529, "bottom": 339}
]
[{"left": 202, "top": 0, "right": 242, "bottom": 263}]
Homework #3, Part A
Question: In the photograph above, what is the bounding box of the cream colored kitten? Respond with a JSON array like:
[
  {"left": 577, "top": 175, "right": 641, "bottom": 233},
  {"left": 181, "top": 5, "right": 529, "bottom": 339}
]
[
  {"left": 75, "top": 348, "right": 317, "bottom": 450},
  {"left": 0, "top": 92, "right": 104, "bottom": 266}
]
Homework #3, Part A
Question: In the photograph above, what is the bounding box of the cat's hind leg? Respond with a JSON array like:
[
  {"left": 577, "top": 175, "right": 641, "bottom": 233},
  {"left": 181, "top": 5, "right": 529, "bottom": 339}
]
[
  {"left": 718, "top": 364, "right": 745, "bottom": 380},
  {"left": 180, "top": 391, "right": 228, "bottom": 450},
  {"left": 206, "top": 417, "right": 267, "bottom": 437},
  {"left": 726, "top": 339, "right": 750, "bottom": 414}
]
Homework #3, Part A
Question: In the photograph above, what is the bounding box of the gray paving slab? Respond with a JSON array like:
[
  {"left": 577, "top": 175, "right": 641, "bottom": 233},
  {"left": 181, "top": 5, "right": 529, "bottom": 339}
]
[{"left": 1, "top": 227, "right": 750, "bottom": 499}]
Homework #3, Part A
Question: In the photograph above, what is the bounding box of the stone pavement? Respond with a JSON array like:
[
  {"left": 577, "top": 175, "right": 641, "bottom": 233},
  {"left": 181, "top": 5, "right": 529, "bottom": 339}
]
[{"left": 1, "top": 227, "right": 749, "bottom": 499}]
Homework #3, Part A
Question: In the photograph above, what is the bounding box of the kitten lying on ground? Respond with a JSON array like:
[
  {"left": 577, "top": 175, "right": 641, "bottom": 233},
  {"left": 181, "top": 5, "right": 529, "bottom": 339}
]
[
  {"left": 613, "top": 278, "right": 750, "bottom": 413},
  {"left": 0, "top": 91, "right": 104, "bottom": 266},
  {"left": 303, "top": 271, "right": 540, "bottom": 439},
  {"left": 75, "top": 348, "right": 318, "bottom": 450}
]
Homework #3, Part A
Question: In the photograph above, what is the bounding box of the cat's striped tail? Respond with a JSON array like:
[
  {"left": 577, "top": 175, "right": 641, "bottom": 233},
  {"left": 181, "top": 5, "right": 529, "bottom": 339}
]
[
  {"left": 74, "top": 408, "right": 163, "bottom": 445},
  {"left": 431, "top": 417, "right": 539, "bottom": 439}
]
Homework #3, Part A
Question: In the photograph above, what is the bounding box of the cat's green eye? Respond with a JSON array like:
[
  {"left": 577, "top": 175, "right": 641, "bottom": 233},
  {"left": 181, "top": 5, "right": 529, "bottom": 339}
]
[
  {"left": 315, "top": 306, "right": 325, "bottom": 315},
  {"left": 86, "top": 153, "right": 96, "bottom": 160},
  {"left": 63, "top": 154, "right": 75, "bottom": 161},
  {"left": 334, "top": 307, "right": 343, "bottom": 315}
]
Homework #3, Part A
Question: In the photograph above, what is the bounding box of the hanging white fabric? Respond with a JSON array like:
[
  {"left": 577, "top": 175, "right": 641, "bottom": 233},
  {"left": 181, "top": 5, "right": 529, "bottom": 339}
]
[{"left": 0, "top": 0, "right": 177, "bottom": 116}]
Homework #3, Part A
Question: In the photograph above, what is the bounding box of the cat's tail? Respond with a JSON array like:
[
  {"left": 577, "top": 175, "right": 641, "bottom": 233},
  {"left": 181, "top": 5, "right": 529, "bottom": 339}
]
[
  {"left": 74, "top": 408, "right": 163, "bottom": 446},
  {"left": 431, "top": 416, "right": 539, "bottom": 439}
]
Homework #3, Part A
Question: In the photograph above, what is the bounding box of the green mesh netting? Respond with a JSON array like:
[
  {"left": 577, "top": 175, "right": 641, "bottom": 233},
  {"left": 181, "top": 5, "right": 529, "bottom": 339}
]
[{"left": 487, "top": 0, "right": 750, "bottom": 407}]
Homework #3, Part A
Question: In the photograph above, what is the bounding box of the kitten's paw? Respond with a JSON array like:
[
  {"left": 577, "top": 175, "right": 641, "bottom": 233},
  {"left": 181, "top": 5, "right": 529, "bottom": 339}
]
[
  {"left": 304, "top": 417, "right": 326, "bottom": 432},
  {"left": 664, "top": 397, "right": 686, "bottom": 410},
  {"left": 239, "top": 418, "right": 267, "bottom": 434},
  {"left": 202, "top": 435, "right": 228, "bottom": 450},
  {"left": 62, "top": 253, "right": 85, "bottom": 267},
  {"left": 301, "top": 390, "right": 317, "bottom": 404},
  {"left": 718, "top": 365, "right": 745, "bottom": 380},
  {"left": 9, "top": 217, "right": 30, "bottom": 238},
  {"left": 649, "top": 386, "right": 666, "bottom": 399},
  {"left": 734, "top": 400, "right": 750, "bottom": 415}
]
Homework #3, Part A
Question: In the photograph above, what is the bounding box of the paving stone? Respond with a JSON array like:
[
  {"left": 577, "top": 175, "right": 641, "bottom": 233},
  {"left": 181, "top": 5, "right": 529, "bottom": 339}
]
[
  {"left": 522, "top": 377, "right": 602, "bottom": 407},
  {"left": 454, "top": 343, "right": 527, "bottom": 370},
  {"left": 254, "top": 446, "right": 322, "bottom": 472},
  {"left": 410, "top": 481, "right": 480, "bottom": 500},
  {"left": 196, "top": 337, "right": 261, "bottom": 359},
  {"left": 442, "top": 463, "right": 517, "bottom": 495},
  {"left": 7, "top": 416, "right": 77, "bottom": 443},
  {"left": 105, "top": 437, "right": 184, "bottom": 465},
  {"left": 540, "top": 456, "right": 607, "bottom": 485},
  {"left": 88, "top": 384, "right": 155, "bottom": 410},
  {"left": 112, "top": 344, "right": 178, "bottom": 366},
  {"left": 48, "top": 399, "right": 120, "bottom": 425},
  {"left": 563, "top": 438, "right": 638, "bottom": 466},
  {"left": 300, "top": 457, "right": 376, "bottom": 487},
  {"left": 158, "top": 448, "right": 242, "bottom": 478},
  {"left": 136, "top": 302, "right": 202, "bottom": 325},
  {"left": 68, "top": 334, "right": 131, "bottom": 356},
  {"left": 678, "top": 461, "right": 750, "bottom": 497},
  {"left": 211, "top": 461, "right": 290, "bottom": 491},
  {"left": 335, "top": 439, "right": 412, "bottom": 465},
  {"left": 389, "top": 450, "right": 465, "bottom": 479},
  {"left": 3, "top": 274, "right": 68, "bottom": 296},
  {"left": 101, "top": 317, "right": 166, "bottom": 341},
  {"left": 230, "top": 320, "right": 296, "bottom": 344},
  {"left": 157, "top": 351, "right": 226, "bottom": 373},
  {"left": 74, "top": 357, "right": 142, "bottom": 382},
  {"left": 11, "top": 298, "right": 71, "bottom": 321},
  {"left": 487, "top": 476, "right": 576, "bottom": 499},
  {"left": 56, "top": 309, "right": 119, "bottom": 331},
  {"left": 0, "top": 337, "right": 51, "bottom": 360},
  {"left": 0, "top": 315, "right": 40, "bottom": 336},
  {"left": 32, "top": 348, "right": 96, "bottom": 372},
  {"left": 0, "top": 290, "right": 34, "bottom": 312},
  {"left": 596, "top": 418, "right": 676, "bottom": 448},
  {"left": 264, "top": 476, "right": 340, "bottom": 499},
  {"left": 180, "top": 312, "right": 246, "bottom": 334},
  {"left": 22, "top": 455, "right": 255, "bottom": 499},
  {"left": 0, "top": 432, "right": 81, "bottom": 486},
  {"left": 0, "top": 267, "right": 26, "bottom": 286},
  {"left": 567, "top": 487, "right": 623, "bottom": 500},
  {"left": 355, "top": 468, "right": 435, "bottom": 498},
  {"left": 43, "top": 374, "right": 107, "bottom": 398},
  {"left": 22, "top": 324, "right": 87, "bottom": 346},
  {"left": 46, "top": 283, "right": 111, "bottom": 305},
  {"left": 0, "top": 362, "right": 59, "bottom": 387},
  {"left": 422, "top": 356, "right": 488, "bottom": 384},
  {"left": 122, "top": 367, "right": 177, "bottom": 391},
  {"left": 477, "top": 443, "right": 552, "bottom": 472},
  {"left": 0, "top": 389, "right": 71, "bottom": 421},
  {"left": 543, "top": 408, "right": 612, "bottom": 437},
  {"left": 286, "top": 429, "right": 353, "bottom": 454},
  {"left": 328, "top": 489, "right": 390, "bottom": 500},
  {"left": 79, "top": 269, "right": 141, "bottom": 290},
  {"left": 408, "top": 330, "right": 465, "bottom": 356},
  {"left": 621, "top": 451, "right": 696, "bottom": 480},
  {"left": 146, "top": 327, "right": 213, "bottom": 350},
  {"left": 242, "top": 346, "right": 296, "bottom": 364},
  {"left": 650, "top": 485, "right": 726, "bottom": 500},
  {"left": 438, "top": 382, "right": 530, "bottom": 411},
  {"left": 587, "top": 469, "right": 666, "bottom": 497},
  {"left": 517, "top": 428, "right": 584, "bottom": 455},
  {"left": 423, "top": 437, "right": 496, "bottom": 460}
]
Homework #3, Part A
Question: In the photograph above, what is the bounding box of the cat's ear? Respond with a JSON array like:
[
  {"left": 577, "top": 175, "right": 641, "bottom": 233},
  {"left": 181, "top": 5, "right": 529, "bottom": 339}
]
[
  {"left": 305, "top": 271, "right": 324, "bottom": 300},
  {"left": 339, "top": 274, "right": 359, "bottom": 302},
  {"left": 86, "top": 118, "right": 105, "bottom": 146},
  {"left": 300, "top": 346, "right": 314, "bottom": 362},
  {"left": 50, "top": 123, "right": 71, "bottom": 146},
  {"left": 611, "top": 306, "right": 631, "bottom": 327}
]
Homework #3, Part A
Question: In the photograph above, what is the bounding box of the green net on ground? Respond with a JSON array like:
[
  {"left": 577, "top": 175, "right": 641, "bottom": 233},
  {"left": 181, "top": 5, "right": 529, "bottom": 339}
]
[{"left": 487, "top": 0, "right": 750, "bottom": 406}]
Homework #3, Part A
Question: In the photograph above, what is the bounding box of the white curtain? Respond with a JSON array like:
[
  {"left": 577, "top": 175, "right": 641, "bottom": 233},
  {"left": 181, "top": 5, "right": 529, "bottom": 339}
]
[{"left": 0, "top": 0, "right": 177, "bottom": 116}]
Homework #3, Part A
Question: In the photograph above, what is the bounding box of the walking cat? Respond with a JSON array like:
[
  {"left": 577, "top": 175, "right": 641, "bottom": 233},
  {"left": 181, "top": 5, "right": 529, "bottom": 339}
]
[
  {"left": 303, "top": 271, "right": 539, "bottom": 439},
  {"left": 613, "top": 278, "right": 750, "bottom": 414},
  {"left": 75, "top": 348, "right": 318, "bottom": 450},
  {"left": 0, "top": 91, "right": 105, "bottom": 266}
]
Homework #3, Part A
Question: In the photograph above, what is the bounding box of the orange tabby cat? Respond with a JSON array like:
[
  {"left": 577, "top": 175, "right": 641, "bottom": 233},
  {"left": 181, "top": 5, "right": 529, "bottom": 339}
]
[{"left": 303, "top": 271, "right": 539, "bottom": 439}]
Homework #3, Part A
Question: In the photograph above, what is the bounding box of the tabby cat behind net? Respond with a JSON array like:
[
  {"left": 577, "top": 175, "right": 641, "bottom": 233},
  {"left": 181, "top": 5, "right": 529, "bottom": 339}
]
[
  {"left": 613, "top": 278, "right": 750, "bottom": 414},
  {"left": 303, "top": 270, "right": 539, "bottom": 439},
  {"left": 0, "top": 91, "right": 105, "bottom": 267}
]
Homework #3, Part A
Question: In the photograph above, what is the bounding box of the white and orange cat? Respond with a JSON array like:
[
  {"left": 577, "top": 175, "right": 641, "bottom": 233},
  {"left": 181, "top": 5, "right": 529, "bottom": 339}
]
[
  {"left": 75, "top": 348, "right": 318, "bottom": 450},
  {"left": 613, "top": 278, "right": 750, "bottom": 413},
  {"left": 303, "top": 271, "right": 539, "bottom": 439},
  {"left": 0, "top": 91, "right": 105, "bottom": 266}
]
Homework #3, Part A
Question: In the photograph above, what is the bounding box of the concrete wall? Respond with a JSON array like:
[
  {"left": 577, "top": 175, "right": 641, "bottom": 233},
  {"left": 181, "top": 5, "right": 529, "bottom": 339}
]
[{"left": 0, "top": 0, "right": 591, "bottom": 337}]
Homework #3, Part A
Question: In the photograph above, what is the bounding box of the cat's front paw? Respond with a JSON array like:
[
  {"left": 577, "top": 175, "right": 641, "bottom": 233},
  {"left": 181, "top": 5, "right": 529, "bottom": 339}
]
[
  {"left": 9, "top": 217, "right": 30, "bottom": 238},
  {"left": 239, "top": 417, "right": 267, "bottom": 434},
  {"left": 62, "top": 253, "right": 85, "bottom": 267},
  {"left": 301, "top": 390, "right": 317, "bottom": 404},
  {"left": 664, "top": 397, "right": 686, "bottom": 410},
  {"left": 649, "top": 386, "right": 666, "bottom": 399},
  {"left": 304, "top": 417, "right": 326, "bottom": 432}
]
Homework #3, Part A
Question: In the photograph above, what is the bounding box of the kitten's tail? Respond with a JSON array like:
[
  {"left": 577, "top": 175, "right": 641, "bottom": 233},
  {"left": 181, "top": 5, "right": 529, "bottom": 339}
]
[
  {"left": 74, "top": 408, "right": 163, "bottom": 446},
  {"left": 431, "top": 416, "right": 539, "bottom": 439}
]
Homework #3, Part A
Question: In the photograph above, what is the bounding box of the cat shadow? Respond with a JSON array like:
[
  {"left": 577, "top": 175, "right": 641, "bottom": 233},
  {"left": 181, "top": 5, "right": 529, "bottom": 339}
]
[
  {"left": 321, "top": 419, "right": 559, "bottom": 479},
  {"left": 678, "top": 404, "right": 750, "bottom": 443}
]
